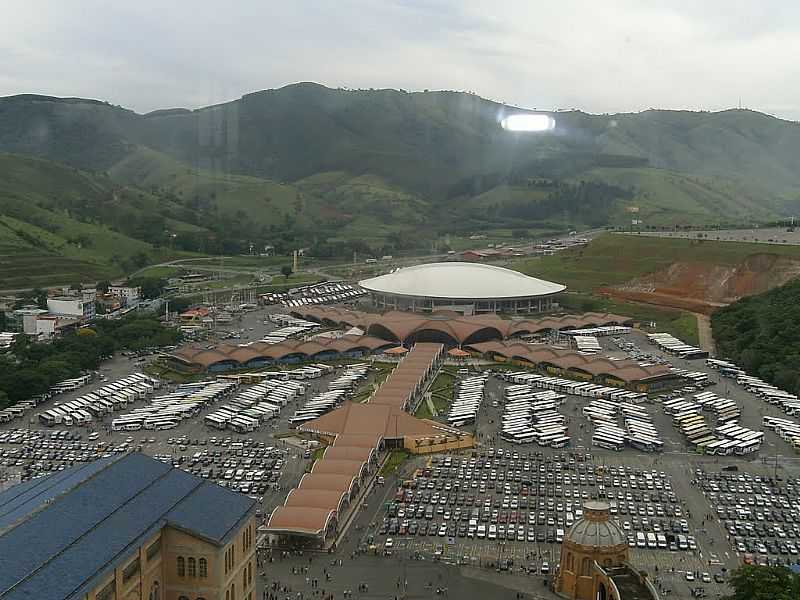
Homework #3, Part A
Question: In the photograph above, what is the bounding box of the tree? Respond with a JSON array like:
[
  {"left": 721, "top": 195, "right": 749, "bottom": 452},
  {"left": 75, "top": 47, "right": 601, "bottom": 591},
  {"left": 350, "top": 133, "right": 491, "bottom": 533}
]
[
  {"left": 281, "top": 265, "right": 293, "bottom": 280},
  {"left": 128, "top": 276, "right": 166, "bottom": 299},
  {"left": 725, "top": 565, "right": 800, "bottom": 600},
  {"left": 97, "top": 280, "right": 110, "bottom": 294}
]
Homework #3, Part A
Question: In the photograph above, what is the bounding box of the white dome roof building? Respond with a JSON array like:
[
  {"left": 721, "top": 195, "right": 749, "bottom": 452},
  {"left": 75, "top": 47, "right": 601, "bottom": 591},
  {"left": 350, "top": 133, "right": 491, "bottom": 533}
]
[{"left": 359, "top": 262, "right": 565, "bottom": 315}]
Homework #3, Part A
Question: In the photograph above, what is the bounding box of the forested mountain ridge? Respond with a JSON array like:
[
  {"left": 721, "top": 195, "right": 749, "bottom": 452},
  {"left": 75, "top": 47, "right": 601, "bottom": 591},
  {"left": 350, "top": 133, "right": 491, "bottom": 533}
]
[{"left": 1, "top": 83, "right": 800, "bottom": 274}]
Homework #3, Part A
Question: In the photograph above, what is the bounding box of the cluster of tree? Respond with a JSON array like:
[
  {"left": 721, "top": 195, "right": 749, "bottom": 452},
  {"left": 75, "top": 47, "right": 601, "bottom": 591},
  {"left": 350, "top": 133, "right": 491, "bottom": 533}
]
[
  {"left": 492, "top": 181, "right": 634, "bottom": 227},
  {"left": 712, "top": 278, "right": 800, "bottom": 394},
  {"left": 124, "top": 276, "right": 167, "bottom": 299},
  {"left": 724, "top": 564, "right": 800, "bottom": 600},
  {"left": 0, "top": 316, "right": 179, "bottom": 408},
  {"left": 12, "top": 288, "right": 48, "bottom": 310}
]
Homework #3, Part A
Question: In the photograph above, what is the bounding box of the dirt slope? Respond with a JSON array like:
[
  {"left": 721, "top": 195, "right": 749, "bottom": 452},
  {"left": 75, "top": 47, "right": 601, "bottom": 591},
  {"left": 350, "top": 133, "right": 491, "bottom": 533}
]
[{"left": 600, "top": 253, "right": 800, "bottom": 314}]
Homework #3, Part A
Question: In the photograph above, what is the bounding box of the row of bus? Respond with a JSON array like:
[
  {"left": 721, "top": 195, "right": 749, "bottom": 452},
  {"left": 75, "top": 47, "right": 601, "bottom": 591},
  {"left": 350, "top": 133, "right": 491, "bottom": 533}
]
[
  {"left": 666, "top": 398, "right": 762, "bottom": 455},
  {"left": 0, "top": 373, "right": 97, "bottom": 424},
  {"left": 0, "top": 400, "right": 37, "bottom": 424},
  {"left": 288, "top": 363, "right": 369, "bottom": 427},
  {"left": 647, "top": 332, "right": 709, "bottom": 360},
  {"left": 445, "top": 374, "right": 488, "bottom": 427},
  {"left": 691, "top": 391, "right": 741, "bottom": 422},
  {"left": 585, "top": 399, "right": 664, "bottom": 453},
  {"left": 763, "top": 416, "right": 800, "bottom": 451},
  {"left": 111, "top": 380, "right": 237, "bottom": 432},
  {"left": 499, "top": 371, "right": 646, "bottom": 403},
  {"left": 706, "top": 360, "right": 800, "bottom": 433},
  {"left": 38, "top": 373, "right": 160, "bottom": 427},
  {"left": 562, "top": 326, "right": 631, "bottom": 337},
  {"left": 204, "top": 379, "right": 305, "bottom": 432},
  {"left": 49, "top": 374, "right": 94, "bottom": 395},
  {"left": 500, "top": 387, "right": 569, "bottom": 447},
  {"left": 571, "top": 335, "right": 601, "bottom": 354}
]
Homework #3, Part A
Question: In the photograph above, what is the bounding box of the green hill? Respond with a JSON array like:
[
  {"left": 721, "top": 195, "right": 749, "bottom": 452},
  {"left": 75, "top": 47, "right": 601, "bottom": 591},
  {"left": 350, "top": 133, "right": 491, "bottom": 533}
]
[
  {"left": 514, "top": 232, "right": 800, "bottom": 292},
  {"left": 0, "top": 153, "right": 202, "bottom": 288},
  {"left": 2, "top": 84, "right": 800, "bottom": 260}
]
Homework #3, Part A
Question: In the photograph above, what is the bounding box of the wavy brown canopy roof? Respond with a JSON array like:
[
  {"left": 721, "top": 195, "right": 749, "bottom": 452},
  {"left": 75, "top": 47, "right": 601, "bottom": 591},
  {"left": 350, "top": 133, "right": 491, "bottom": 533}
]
[
  {"left": 266, "top": 343, "right": 458, "bottom": 538},
  {"left": 292, "top": 307, "right": 633, "bottom": 345},
  {"left": 266, "top": 506, "right": 336, "bottom": 536},
  {"left": 466, "top": 340, "right": 670, "bottom": 383},
  {"left": 166, "top": 334, "right": 395, "bottom": 369},
  {"left": 284, "top": 489, "right": 349, "bottom": 512}
]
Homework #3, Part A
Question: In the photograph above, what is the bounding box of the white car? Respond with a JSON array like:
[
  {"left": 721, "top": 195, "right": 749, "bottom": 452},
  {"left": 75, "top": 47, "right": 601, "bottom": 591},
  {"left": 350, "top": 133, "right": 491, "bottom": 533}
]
[{"left": 685, "top": 572, "right": 695, "bottom": 582}]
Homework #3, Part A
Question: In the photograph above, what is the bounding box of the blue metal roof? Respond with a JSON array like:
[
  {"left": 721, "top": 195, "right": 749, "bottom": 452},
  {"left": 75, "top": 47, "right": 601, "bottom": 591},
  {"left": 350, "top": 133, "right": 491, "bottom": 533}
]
[
  {"left": 0, "top": 456, "right": 117, "bottom": 532},
  {"left": 167, "top": 479, "right": 257, "bottom": 545},
  {"left": 0, "top": 453, "right": 256, "bottom": 600}
]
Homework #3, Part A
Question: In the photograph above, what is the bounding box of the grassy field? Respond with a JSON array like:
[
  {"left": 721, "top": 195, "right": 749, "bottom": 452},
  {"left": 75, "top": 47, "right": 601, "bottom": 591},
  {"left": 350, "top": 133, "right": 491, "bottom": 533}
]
[
  {"left": 514, "top": 232, "right": 800, "bottom": 292},
  {"left": 0, "top": 153, "right": 203, "bottom": 288},
  {"left": 109, "top": 147, "right": 303, "bottom": 230},
  {"left": 178, "top": 255, "right": 294, "bottom": 269},
  {"left": 133, "top": 266, "right": 184, "bottom": 279},
  {"left": 0, "top": 252, "right": 116, "bottom": 289},
  {"left": 581, "top": 167, "right": 781, "bottom": 226},
  {"left": 415, "top": 370, "right": 456, "bottom": 419},
  {"left": 379, "top": 450, "right": 410, "bottom": 476}
]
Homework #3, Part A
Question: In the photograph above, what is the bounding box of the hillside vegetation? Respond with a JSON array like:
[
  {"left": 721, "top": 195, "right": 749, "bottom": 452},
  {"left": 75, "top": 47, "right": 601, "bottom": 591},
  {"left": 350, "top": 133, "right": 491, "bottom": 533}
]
[
  {"left": 712, "top": 278, "right": 800, "bottom": 395},
  {"left": 515, "top": 233, "right": 800, "bottom": 292},
  {"left": 0, "top": 153, "right": 200, "bottom": 287},
  {"left": 2, "top": 84, "right": 800, "bottom": 276}
]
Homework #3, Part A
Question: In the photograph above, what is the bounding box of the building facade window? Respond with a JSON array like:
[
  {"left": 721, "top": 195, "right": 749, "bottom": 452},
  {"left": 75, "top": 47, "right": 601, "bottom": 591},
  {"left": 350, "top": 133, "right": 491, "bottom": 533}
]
[
  {"left": 146, "top": 539, "right": 161, "bottom": 562},
  {"left": 177, "top": 556, "right": 185, "bottom": 577},
  {"left": 580, "top": 557, "right": 591, "bottom": 576},
  {"left": 97, "top": 579, "right": 116, "bottom": 600},
  {"left": 199, "top": 558, "right": 208, "bottom": 578},
  {"left": 188, "top": 557, "right": 196, "bottom": 577},
  {"left": 122, "top": 557, "right": 140, "bottom": 583}
]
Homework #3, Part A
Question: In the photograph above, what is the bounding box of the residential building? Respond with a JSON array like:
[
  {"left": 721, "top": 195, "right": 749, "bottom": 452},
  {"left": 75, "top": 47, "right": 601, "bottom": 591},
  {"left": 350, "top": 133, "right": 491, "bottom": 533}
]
[
  {"left": 47, "top": 297, "right": 95, "bottom": 320},
  {"left": 0, "top": 453, "right": 258, "bottom": 600},
  {"left": 109, "top": 285, "right": 142, "bottom": 306}
]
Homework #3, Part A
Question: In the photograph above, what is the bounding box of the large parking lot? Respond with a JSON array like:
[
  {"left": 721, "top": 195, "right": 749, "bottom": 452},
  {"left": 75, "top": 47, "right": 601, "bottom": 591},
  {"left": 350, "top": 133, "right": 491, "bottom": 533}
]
[
  {"left": 695, "top": 469, "right": 800, "bottom": 565},
  {"left": 4, "top": 307, "right": 800, "bottom": 599},
  {"left": 365, "top": 448, "right": 732, "bottom": 596}
]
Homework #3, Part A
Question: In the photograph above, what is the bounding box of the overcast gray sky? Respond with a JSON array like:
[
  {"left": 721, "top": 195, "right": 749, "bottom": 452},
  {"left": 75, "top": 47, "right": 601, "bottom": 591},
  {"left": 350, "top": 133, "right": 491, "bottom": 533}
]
[{"left": 2, "top": 0, "right": 798, "bottom": 119}]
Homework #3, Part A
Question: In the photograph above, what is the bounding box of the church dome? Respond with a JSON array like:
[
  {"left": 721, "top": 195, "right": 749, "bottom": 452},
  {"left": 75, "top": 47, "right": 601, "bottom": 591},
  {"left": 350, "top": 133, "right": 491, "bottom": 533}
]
[{"left": 565, "top": 501, "right": 626, "bottom": 548}]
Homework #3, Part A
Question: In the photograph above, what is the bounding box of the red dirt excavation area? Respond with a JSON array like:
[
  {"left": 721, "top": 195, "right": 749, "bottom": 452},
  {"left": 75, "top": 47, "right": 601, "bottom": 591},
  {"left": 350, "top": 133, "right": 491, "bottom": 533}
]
[{"left": 599, "top": 253, "right": 800, "bottom": 314}]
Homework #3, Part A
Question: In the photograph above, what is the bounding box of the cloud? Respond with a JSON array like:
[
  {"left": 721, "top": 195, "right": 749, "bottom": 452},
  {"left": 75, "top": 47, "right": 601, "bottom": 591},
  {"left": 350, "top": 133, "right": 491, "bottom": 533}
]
[{"left": 1, "top": 0, "right": 798, "bottom": 120}]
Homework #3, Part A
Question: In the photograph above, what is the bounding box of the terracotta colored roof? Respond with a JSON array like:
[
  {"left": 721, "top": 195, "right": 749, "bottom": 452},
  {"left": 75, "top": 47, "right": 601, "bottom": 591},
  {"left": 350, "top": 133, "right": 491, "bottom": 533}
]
[
  {"left": 284, "top": 489, "right": 348, "bottom": 513},
  {"left": 166, "top": 334, "right": 391, "bottom": 369},
  {"left": 266, "top": 506, "right": 336, "bottom": 536},
  {"left": 465, "top": 340, "right": 670, "bottom": 383},
  {"left": 310, "top": 459, "right": 367, "bottom": 478},
  {"left": 448, "top": 348, "right": 470, "bottom": 357},
  {"left": 296, "top": 473, "right": 358, "bottom": 495},
  {"left": 384, "top": 346, "right": 409, "bottom": 355},
  {"left": 268, "top": 342, "right": 460, "bottom": 538},
  {"left": 322, "top": 446, "right": 375, "bottom": 462},
  {"left": 291, "top": 306, "right": 633, "bottom": 345}
]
